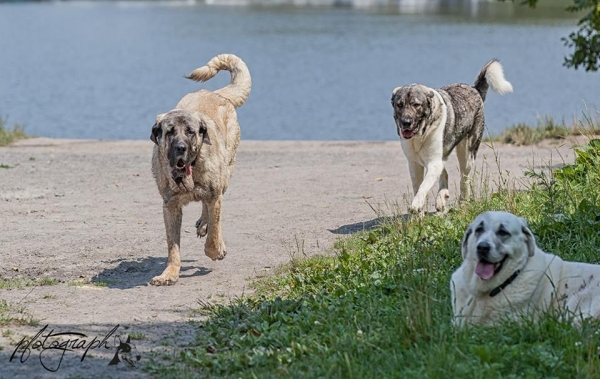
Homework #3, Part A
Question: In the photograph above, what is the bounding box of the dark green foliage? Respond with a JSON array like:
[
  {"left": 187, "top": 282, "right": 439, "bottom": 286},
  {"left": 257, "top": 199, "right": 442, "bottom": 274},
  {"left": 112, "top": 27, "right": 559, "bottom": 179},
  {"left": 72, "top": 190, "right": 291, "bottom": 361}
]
[
  {"left": 563, "top": 0, "right": 600, "bottom": 71},
  {"left": 518, "top": 0, "right": 600, "bottom": 71}
]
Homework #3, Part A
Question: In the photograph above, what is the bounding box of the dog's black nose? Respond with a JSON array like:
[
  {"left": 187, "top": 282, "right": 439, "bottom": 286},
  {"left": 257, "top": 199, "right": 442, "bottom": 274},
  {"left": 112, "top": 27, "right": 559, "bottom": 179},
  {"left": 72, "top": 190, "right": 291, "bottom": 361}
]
[
  {"left": 477, "top": 242, "right": 491, "bottom": 257},
  {"left": 174, "top": 142, "right": 187, "bottom": 154},
  {"left": 400, "top": 117, "right": 413, "bottom": 128}
]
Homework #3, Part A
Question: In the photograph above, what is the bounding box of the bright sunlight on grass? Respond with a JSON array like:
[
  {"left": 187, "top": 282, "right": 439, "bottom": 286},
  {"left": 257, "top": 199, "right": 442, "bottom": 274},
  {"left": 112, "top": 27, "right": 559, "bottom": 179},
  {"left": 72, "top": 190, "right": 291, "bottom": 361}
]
[
  {"left": 486, "top": 113, "right": 600, "bottom": 146},
  {"left": 145, "top": 138, "right": 600, "bottom": 378}
]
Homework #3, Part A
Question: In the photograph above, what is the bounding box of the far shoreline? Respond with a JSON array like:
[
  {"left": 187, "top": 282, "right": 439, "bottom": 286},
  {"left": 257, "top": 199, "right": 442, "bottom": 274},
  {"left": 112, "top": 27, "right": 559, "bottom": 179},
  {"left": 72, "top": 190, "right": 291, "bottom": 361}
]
[{"left": 3, "top": 114, "right": 599, "bottom": 148}]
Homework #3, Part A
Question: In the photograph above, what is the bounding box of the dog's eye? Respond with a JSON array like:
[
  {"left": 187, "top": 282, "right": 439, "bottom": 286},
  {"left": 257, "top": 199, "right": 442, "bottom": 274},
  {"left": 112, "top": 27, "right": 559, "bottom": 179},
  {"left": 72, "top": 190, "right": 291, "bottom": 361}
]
[
  {"left": 165, "top": 130, "right": 174, "bottom": 136},
  {"left": 497, "top": 229, "right": 511, "bottom": 237},
  {"left": 186, "top": 129, "right": 195, "bottom": 135},
  {"left": 475, "top": 226, "right": 484, "bottom": 234}
]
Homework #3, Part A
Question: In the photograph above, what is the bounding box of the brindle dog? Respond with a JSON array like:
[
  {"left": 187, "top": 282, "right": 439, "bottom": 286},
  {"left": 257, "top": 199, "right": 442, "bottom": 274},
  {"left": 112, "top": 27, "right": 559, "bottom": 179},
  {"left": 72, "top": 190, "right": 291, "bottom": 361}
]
[
  {"left": 391, "top": 60, "right": 513, "bottom": 214},
  {"left": 150, "top": 54, "right": 251, "bottom": 286}
]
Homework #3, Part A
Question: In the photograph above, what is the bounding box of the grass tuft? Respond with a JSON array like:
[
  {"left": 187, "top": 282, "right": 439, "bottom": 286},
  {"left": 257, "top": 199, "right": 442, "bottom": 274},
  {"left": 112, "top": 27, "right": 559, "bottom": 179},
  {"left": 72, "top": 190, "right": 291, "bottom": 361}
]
[
  {"left": 0, "top": 300, "right": 39, "bottom": 327},
  {"left": 0, "top": 277, "right": 58, "bottom": 290},
  {"left": 486, "top": 114, "right": 600, "bottom": 146},
  {"left": 0, "top": 117, "right": 27, "bottom": 147},
  {"left": 129, "top": 331, "right": 146, "bottom": 340}
]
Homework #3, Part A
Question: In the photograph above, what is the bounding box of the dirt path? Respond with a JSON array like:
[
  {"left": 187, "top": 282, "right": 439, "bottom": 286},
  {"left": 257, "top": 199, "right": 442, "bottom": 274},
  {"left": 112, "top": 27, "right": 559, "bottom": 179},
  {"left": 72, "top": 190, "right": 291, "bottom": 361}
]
[{"left": 0, "top": 138, "right": 578, "bottom": 378}]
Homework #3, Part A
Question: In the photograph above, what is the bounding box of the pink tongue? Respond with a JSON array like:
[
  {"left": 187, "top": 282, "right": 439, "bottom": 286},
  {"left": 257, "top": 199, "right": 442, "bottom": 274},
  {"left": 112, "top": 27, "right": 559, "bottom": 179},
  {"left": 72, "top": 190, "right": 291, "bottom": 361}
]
[
  {"left": 185, "top": 165, "right": 192, "bottom": 176},
  {"left": 475, "top": 261, "right": 495, "bottom": 280},
  {"left": 402, "top": 130, "right": 415, "bottom": 139}
]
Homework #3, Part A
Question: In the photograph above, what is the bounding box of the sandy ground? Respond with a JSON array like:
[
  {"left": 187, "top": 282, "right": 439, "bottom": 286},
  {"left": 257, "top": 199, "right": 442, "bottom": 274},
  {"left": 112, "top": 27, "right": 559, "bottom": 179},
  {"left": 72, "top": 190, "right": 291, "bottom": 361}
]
[{"left": 0, "top": 137, "right": 580, "bottom": 378}]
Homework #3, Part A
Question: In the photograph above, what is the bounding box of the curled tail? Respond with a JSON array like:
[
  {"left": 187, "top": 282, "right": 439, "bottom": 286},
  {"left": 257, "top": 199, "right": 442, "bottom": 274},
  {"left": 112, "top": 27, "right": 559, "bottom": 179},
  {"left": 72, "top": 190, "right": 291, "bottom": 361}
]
[
  {"left": 473, "top": 59, "right": 513, "bottom": 101},
  {"left": 186, "top": 54, "right": 252, "bottom": 108}
]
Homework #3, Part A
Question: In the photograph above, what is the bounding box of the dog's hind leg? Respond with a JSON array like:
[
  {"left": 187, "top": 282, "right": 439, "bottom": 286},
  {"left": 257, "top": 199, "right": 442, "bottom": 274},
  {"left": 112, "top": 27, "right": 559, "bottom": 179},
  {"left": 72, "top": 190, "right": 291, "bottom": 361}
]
[
  {"left": 456, "top": 139, "right": 474, "bottom": 202},
  {"left": 435, "top": 165, "right": 450, "bottom": 212},
  {"left": 204, "top": 195, "right": 227, "bottom": 261},
  {"left": 458, "top": 109, "right": 484, "bottom": 202},
  {"left": 150, "top": 205, "right": 183, "bottom": 286},
  {"left": 195, "top": 202, "right": 209, "bottom": 238}
]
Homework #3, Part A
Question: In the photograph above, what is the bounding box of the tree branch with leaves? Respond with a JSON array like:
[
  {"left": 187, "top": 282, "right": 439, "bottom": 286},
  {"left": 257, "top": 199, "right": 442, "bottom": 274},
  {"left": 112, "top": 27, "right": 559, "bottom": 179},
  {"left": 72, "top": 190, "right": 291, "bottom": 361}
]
[{"left": 517, "top": 0, "right": 600, "bottom": 71}]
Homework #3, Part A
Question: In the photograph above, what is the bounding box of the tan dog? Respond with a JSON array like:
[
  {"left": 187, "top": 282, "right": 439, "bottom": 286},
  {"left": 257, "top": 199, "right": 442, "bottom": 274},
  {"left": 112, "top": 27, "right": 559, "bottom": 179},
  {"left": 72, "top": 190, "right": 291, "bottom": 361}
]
[
  {"left": 149, "top": 54, "right": 251, "bottom": 286},
  {"left": 451, "top": 211, "right": 600, "bottom": 326}
]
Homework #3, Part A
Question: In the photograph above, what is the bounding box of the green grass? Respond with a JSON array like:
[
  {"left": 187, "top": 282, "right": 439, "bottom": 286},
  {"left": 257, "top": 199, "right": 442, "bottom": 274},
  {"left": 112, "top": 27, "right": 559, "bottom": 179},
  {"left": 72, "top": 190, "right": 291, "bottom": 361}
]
[
  {"left": 129, "top": 331, "right": 146, "bottom": 341},
  {"left": 0, "top": 117, "right": 27, "bottom": 147},
  {"left": 486, "top": 114, "right": 600, "bottom": 146},
  {"left": 0, "top": 277, "right": 58, "bottom": 289},
  {"left": 39, "top": 278, "right": 59, "bottom": 286},
  {"left": 490, "top": 119, "right": 569, "bottom": 146},
  {"left": 145, "top": 139, "right": 600, "bottom": 378},
  {"left": 0, "top": 277, "right": 55, "bottom": 327},
  {"left": 0, "top": 300, "right": 38, "bottom": 327}
]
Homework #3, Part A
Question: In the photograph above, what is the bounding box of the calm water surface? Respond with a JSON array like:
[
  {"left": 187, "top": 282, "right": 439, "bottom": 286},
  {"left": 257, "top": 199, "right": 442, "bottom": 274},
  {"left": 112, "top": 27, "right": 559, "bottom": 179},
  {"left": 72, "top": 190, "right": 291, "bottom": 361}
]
[{"left": 0, "top": 1, "right": 598, "bottom": 140}]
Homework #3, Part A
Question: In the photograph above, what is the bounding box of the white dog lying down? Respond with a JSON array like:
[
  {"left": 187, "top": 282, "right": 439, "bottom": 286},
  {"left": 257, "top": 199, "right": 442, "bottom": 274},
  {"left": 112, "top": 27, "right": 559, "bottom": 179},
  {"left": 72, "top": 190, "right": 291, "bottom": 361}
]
[{"left": 451, "top": 211, "right": 600, "bottom": 326}]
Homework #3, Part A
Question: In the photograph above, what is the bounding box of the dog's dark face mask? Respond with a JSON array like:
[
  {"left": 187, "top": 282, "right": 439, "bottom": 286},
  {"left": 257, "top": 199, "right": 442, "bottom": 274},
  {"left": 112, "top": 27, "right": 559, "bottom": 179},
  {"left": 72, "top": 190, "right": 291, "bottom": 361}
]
[
  {"left": 391, "top": 86, "right": 434, "bottom": 140},
  {"left": 150, "top": 110, "right": 211, "bottom": 186}
]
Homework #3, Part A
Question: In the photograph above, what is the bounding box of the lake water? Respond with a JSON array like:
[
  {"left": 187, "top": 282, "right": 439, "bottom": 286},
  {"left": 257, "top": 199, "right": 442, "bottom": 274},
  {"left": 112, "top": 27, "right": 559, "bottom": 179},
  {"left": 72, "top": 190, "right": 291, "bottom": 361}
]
[{"left": 0, "top": 0, "right": 598, "bottom": 140}]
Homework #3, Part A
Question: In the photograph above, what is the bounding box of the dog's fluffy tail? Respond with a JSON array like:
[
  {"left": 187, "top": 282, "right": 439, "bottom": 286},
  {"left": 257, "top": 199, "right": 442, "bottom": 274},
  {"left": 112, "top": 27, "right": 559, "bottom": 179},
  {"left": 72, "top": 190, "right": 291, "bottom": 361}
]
[
  {"left": 473, "top": 59, "right": 513, "bottom": 101},
  {"left": 186, "top": 54, "right": 251, "bottom": 108}
]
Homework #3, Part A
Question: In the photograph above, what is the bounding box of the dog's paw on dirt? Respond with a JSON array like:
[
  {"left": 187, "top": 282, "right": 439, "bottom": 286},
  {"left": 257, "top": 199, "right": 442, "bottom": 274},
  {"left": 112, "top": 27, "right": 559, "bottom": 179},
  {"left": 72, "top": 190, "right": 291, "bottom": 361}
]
[
  {"left": 195, "top": 218, "right": 208, "bottom": 238},
  {"left": 149, "top": 274, "right": 179, "bottom": 286},
  {"left": 205, "top": 242, "right": 227, "bottom": 261}
]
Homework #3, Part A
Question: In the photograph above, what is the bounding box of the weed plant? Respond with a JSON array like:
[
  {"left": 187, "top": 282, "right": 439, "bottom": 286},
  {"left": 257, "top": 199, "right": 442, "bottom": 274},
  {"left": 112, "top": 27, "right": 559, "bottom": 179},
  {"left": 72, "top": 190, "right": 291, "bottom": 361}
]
[{"left": 0, "top": 117, "right": 26, "bottom": 147}]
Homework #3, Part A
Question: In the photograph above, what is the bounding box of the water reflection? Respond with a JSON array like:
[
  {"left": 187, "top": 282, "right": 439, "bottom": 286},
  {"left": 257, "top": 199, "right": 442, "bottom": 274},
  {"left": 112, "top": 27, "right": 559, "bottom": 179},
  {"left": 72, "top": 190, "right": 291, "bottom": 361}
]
[
  {"left": 0, "top": 0, "right": 596, "bottom": 141},
  {"left": 196, "top": 0, "right": 574, "bottom": 21}
]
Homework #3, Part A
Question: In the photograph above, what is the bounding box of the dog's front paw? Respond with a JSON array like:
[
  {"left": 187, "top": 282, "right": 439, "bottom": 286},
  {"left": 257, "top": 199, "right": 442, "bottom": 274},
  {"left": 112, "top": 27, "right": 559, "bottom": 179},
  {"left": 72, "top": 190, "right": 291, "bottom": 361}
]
[
  {"left": 150, "top": 265, "right": 180, "bottom": 286},
  {"left": 435, "top": 189, "right": 450, "bottom": 213},
  {"left": 205, "top": 241, "right": 227, "bottom": 261},
  {"left": 410, "top": 195, "right": 426, "bottom": 215},
  {"left": 195, "top": 218, "right": 208, "bottom": 238},
  {"left": 149, "top": 274, "right": 179, "bottom": 286}
]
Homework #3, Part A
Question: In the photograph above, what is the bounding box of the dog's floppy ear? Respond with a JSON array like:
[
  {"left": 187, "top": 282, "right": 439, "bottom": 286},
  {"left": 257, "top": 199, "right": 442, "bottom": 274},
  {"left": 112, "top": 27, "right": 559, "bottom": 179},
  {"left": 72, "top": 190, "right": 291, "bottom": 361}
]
[
  {"left": 199, "top": 120, "right": 211, "bottom": 145},
  {"left": 520, "top": 217, "right": 537, "bottom": 257},
  {"left": 150, "top": 113, "right": 166, "bottom": 145},
  {"left": 424, "top": 90, "right": 436, "bottom": 119},
  {"left": 391, "top": 87, "right": 405, "bottom": 105},
  {"left": 461, "top": 227, "right": 472, "bottom": 259}
]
